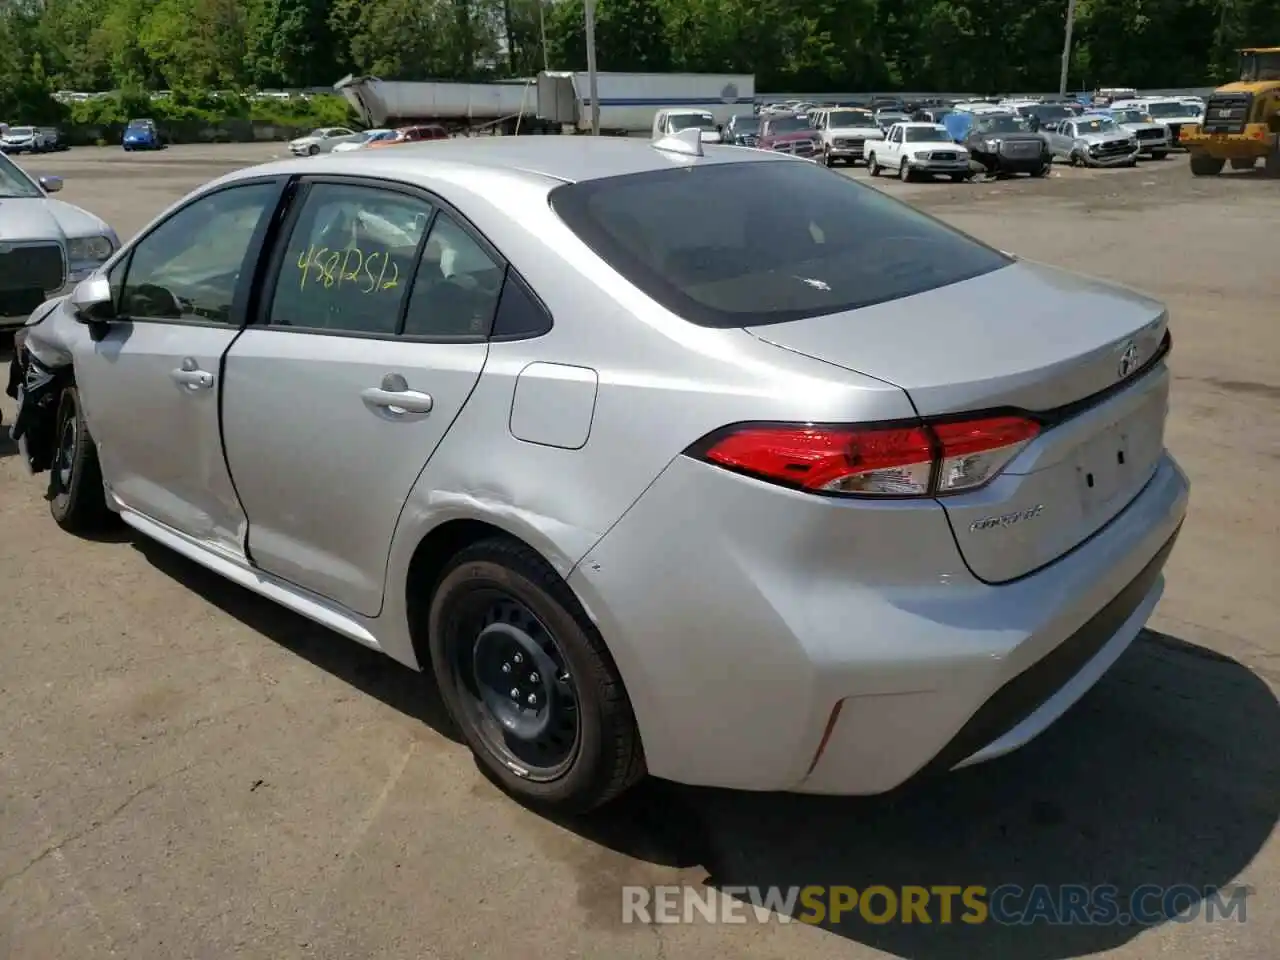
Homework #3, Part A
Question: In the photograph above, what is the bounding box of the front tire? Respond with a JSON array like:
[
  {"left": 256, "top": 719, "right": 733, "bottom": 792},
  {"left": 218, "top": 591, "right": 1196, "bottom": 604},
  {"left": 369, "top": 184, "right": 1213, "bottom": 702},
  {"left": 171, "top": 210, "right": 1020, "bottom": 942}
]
[
  {"left": 1032, "top": 163, "right": 1049, "bottom": 177},
  {"left": 1190, "top": 154, "right": 1226, "bottom": 176},
  {"left": 1230, "top": 157, "right": 1258, "bottom": 170},
  {"left": 1151, "top": 150, "right": 1168, "bottom": 160},
  {"left": 307, "top": 144, "right": 320, "bottom": 156},
  {"left": 427, "top": 537, "right": 645, "bottom": 813},
  {"left": 898, "top": 159, "right": 913, "bottom": 182},
  {"left": 867, "top": 152, "right": 881, "bottom": 176},
  {"left": 49, "top": 386, "right": 112, "bottom": 533}
]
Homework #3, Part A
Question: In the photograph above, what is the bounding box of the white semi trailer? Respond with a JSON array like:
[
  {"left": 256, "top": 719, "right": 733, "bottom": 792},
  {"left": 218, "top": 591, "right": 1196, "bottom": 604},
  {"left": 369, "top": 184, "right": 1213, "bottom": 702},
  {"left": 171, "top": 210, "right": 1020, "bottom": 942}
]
[{"left": 536, "top": 71, "right": 756, "bottom": 134}]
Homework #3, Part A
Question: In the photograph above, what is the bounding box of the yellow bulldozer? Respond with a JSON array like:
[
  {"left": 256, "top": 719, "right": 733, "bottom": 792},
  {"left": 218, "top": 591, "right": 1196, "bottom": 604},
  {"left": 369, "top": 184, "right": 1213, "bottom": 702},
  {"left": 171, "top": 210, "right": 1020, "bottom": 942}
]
[{"left": 1181, "top": 47, "right": 1280, "bottom": 175}]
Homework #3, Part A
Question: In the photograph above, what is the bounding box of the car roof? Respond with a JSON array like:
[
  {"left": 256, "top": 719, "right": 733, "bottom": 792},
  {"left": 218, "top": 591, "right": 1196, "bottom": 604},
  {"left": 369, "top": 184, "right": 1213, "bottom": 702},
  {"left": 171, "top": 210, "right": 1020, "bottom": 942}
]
[
  {"left": 226, "top": 135, "right": 790, "bottom": 188},
  {"left": 898, "top": 121, "right": 945, "bottom": 129}
]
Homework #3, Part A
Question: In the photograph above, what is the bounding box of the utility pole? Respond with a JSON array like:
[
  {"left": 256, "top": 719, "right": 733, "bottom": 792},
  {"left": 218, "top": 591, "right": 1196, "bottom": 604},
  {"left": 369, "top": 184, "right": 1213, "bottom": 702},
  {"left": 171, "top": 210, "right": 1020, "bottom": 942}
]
[
  {"left": 1059, "top": 0, "right": 1078, "bottom": 97},
  {"left": 539, "top": 1, "right": 549, "bottom": 72},
  {"left": 584, "top": 0, "right": 600, "bottom": 135}
]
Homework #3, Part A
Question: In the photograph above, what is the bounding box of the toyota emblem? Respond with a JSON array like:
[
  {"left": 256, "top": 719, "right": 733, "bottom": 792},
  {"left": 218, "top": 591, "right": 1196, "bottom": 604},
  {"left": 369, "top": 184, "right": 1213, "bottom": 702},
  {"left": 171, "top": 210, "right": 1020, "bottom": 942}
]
[{"left": 1117, "top": 341, "right": 1140, "bottom": 379}]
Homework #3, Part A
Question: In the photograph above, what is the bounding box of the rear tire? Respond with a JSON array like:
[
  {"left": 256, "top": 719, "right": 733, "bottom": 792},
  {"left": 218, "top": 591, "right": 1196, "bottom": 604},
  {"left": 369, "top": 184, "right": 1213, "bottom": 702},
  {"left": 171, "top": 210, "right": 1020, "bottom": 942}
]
[
  {"left": 1229, "top": 157, "right": 1257, "bottom": 170},
  {"left": 49, "top": 386, "right": 113, "bottom": 534},
  {"left": 1190, "top": 154, "right": 1226, "bottom": 176},
  {"left": 427, "top": 537, "right": 645, "bottom": 813}
]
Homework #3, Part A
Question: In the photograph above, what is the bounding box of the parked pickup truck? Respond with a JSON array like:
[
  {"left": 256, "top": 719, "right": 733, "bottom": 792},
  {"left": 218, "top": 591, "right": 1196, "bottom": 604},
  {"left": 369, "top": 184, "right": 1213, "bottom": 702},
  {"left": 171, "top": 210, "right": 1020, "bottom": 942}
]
[{"left": 866, "top": 122, "right": 973, "bottom": 181}]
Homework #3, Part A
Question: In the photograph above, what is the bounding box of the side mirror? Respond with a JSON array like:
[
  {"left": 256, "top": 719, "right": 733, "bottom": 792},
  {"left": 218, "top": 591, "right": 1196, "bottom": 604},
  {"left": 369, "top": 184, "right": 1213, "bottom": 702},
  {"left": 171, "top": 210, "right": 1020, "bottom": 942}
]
[
  {"left": 71, "top": 274, "right": 115, "bottom": 325},
  {"left": 40, "top": 175, "right": 63, "bottom": 193}
]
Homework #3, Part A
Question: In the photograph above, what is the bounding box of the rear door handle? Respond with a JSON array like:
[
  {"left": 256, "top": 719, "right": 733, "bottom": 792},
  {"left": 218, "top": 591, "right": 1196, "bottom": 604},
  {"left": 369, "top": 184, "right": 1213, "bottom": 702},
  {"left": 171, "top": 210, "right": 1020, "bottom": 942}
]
[
  {"left": 171, "top": 368, "right": 214, "bottom": 389},
  {"left": 360, "top": 387, "right": 434, "bottom": 415}
]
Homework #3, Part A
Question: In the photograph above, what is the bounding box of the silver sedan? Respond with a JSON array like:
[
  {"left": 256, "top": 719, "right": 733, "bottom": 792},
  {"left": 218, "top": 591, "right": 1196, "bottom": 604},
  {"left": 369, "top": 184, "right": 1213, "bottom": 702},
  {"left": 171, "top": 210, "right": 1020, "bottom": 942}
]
[{"left": 9, "top": 135, "right": 1188, "bottom": 812}]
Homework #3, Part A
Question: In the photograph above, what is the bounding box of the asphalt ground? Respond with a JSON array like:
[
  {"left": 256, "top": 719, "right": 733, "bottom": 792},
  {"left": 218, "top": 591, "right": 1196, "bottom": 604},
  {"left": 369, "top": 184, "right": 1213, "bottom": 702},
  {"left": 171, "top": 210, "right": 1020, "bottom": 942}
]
[{"left": 1, "top": 143, "right": 1277, "bottom": 960}]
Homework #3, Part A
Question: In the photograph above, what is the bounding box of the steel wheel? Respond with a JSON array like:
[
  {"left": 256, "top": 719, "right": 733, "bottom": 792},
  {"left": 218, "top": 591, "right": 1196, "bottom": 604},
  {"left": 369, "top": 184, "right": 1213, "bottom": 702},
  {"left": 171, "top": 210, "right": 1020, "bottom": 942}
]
[
  {"left": 55, "top": 406, "right": 78, "bottom": 492},
  {"left": 448, "top": 590, "right": 581, "bottom": 780}
]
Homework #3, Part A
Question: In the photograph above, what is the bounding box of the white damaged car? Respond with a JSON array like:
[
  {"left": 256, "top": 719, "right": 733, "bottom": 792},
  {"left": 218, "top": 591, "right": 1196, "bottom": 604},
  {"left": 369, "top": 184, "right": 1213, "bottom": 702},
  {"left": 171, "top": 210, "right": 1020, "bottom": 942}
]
[{"left": 0, "top": 151, "right": 118, "bottom": 332}]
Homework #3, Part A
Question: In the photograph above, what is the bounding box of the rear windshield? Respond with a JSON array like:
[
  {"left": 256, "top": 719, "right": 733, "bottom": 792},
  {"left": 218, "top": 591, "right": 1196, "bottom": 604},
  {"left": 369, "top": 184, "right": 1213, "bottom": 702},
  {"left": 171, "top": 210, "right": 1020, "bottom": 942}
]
[{"left": 548, "top": 159, "right": 1010, "bottom": 328}]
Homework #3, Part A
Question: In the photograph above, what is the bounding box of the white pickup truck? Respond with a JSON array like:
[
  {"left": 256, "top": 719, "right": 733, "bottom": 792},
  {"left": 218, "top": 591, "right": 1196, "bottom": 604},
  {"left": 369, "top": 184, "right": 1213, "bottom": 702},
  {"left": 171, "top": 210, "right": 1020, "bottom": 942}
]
[{"left": 866, "top": 122, "right": 974, "bottom": 182}]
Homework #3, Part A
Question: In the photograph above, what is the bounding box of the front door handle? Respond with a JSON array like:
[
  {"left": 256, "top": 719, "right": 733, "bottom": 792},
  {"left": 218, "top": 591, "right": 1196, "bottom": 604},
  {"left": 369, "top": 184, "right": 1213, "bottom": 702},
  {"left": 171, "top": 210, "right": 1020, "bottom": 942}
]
[
  {"left": 171, "top": 368, "right": 214, "bottom": 389},
  {"left": 361, "top": 388, "right": 434, "bottom": 414}
]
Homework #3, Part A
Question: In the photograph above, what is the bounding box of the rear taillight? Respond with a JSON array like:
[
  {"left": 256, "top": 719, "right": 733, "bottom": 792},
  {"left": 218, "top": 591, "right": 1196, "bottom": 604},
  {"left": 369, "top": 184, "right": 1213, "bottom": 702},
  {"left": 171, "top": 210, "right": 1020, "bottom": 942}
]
[{"left": 687, "top": 416, "right": 1040, "bottom": 498}]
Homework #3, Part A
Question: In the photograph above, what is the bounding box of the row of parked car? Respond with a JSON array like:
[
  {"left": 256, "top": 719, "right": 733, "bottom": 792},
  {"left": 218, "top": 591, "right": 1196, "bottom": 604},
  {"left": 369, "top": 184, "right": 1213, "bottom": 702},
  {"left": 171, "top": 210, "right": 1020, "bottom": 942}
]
[
  {"left": 286, "top": 124, "right": 451, "bottom": 156},
  {"left": 719, "top": 94, "right": 1207, "bottom": 180}
]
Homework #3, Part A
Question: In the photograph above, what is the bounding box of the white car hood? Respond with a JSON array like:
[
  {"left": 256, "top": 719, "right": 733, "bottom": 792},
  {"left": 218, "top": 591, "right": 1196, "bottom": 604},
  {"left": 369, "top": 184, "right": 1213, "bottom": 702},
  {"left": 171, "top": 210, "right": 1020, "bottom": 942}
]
[
  {"left": 0, "top": 197, "right": 112, "bottom": 243},
  {"left": 829, "top": 125, "right": 884, "bottom": 139}
]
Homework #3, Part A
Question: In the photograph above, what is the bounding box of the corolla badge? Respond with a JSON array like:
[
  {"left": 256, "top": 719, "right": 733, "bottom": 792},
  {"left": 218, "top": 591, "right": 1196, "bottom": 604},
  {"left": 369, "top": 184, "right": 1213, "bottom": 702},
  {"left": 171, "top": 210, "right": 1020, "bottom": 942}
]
[
  {"left": 1117, "top": 340, "right": 1140, "bottom": 379},
  {"left": 970, "top": 504, "right": 1045, "bottom": 533}
]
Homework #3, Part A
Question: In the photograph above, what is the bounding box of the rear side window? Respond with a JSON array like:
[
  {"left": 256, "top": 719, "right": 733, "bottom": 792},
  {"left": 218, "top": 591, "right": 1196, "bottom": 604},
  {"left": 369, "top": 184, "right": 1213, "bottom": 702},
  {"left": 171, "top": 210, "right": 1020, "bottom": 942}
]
[{"left": 549, "top": 159, "right": 1010, "bottom": 328}]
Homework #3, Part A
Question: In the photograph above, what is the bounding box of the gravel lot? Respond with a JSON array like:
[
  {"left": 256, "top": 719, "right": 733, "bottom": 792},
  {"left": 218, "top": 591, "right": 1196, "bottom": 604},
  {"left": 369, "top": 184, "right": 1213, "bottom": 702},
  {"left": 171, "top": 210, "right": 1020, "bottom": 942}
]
[{"left": 1, "top": 143, "right": 1277, "bottom": 960}]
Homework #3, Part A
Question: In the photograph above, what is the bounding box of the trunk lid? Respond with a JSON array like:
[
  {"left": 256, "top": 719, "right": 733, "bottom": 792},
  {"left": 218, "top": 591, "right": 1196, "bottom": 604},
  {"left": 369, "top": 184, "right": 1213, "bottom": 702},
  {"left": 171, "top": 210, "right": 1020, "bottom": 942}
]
[{"left": 748, "top": 260, "right": 1171, "bottom": 582}]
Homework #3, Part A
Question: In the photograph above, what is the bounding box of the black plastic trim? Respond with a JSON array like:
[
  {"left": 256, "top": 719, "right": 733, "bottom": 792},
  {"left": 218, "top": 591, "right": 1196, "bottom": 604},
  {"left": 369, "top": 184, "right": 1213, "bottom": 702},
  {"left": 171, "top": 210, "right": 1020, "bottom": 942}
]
[{"left": 907, "top": 522, "right": 1182, "bottom": 783}]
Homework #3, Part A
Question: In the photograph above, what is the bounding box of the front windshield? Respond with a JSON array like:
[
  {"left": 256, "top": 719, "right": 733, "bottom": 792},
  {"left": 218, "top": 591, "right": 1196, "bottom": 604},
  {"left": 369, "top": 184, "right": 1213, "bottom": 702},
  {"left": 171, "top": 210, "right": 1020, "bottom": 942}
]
[
  {"left": 9, "top": 127, "right": 34, "bottom": 136},
  {"left": 1111, "top": 110, "right": 1148, "bottom": 124},
  {"left": 975, "top": 115, "right": 1033, "bottom": 134},
  {"left": 766, "top": 116, "right": 811, "bottom": 134},
  {"left": 308, "top": 128, "right": 326, "bottom": 137},
  {"left": 1240, "top": 50, "right": 1280, "bottom": 82},
  {"left": 126, "top": 121, "right": 152, "bottom": 131},
  {"left": 1074, "top": 117, "right": 1121, "bottom": 134},
  {"left": 1146, "top": 102, "right": 1191, "bottom": 118},
  {"left": 0, "top": 152, "right": 42, "bottom": 198},
  {"left": 905, "top": 127, "right": 951, "bottom": 142},
  {"left": 729, "top": 115, "right": 759, "bottom": 132},
  {"left": 828, "top": 110, "right": 874, "bottom": 127},
  {"left": 1028, "top": 105, "right": 1072, "bottom": 122},
  {"left": 669, "top": 114, "right": 715, "bottom": 132}
]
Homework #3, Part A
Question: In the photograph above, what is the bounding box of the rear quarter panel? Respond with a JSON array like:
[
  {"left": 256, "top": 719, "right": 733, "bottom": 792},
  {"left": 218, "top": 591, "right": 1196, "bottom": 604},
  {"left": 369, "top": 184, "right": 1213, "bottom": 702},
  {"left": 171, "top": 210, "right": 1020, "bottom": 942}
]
[{"left": 376, "top": 164, "right": 914, "bottom": 667}]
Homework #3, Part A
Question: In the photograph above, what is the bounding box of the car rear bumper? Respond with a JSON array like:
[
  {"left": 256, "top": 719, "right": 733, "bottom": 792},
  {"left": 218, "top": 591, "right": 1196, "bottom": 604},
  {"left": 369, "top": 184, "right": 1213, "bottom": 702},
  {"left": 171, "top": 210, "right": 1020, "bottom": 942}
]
[{"left": 569, "top": 449, "right": 1189, "bottom": 795}]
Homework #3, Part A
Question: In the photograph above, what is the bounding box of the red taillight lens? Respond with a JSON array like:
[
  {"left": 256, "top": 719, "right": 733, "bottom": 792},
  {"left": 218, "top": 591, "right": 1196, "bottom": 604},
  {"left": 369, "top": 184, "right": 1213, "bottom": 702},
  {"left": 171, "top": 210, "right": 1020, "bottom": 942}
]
[{"left": 690, "top": 415, "right": 1040, "bottom": 498}]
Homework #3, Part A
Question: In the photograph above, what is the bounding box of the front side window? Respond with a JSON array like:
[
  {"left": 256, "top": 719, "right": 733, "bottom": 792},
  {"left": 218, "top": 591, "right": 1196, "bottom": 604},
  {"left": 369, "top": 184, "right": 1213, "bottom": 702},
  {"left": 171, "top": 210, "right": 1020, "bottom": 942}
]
[
  {"left": 268, "top": 182, "right": 432, "bottom": 335},
  {"left": 549, "top": 159, "right": 1010, "bottom": 329},
  {"left": 0, "top": 152, "right": 41, "bottom": 198},
  {"left": 121, "top": 182, "right": 277, "bottom": 323}
]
